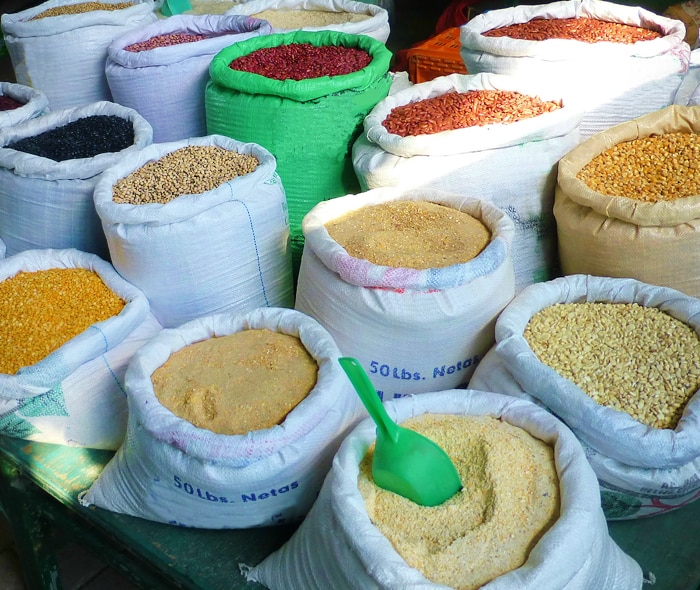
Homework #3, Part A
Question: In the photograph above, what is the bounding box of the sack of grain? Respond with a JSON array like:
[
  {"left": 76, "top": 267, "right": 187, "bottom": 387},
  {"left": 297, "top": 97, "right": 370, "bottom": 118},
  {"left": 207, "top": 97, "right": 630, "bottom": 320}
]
[
  {"left": 673, "top": 47, "right": 700, "bottom": 105},
  {"left": 106, "top": 14, "right": 272, "bottom": 143},
  {"left": 94, "top": 134, "right": 293, "bottom": 329},
  {"left": 460, "top": 0, "right": 689, "bottom": 139},
  {"left": 205, "top": 29, "right": 392, "bottom": 273},
  {"left": 0, "top": 248, "right": 162, "bottom": 450},
  {"left": 469, "top": 274, "right": 700, "bottom": 519},
  {"left": 665, "top": 0, "right": 700, "bottom": 48},
  {"left": 555, "top": 104, "right": 700, "bottom": 298},
  {"left": 353, "top": 72, "right": 582, "bottom": 293},
  {"left": 0, "top": 100, "right": 153, "bottom": 259},
  {"left": 225, "top": 0, "right": 389, "bottom": 43},
  {"left": 80, "top": 307, "right": 365, "bottom": 528},
  {"left": 295, "top": 186, "right": 515, "bottom": 398},
  {"left": 0, "top": 82, "right": 49, "bottom": 129},
  {"left": 1, "top": 0, "right": 158, "bottom": 110},
  {"left": 244, "top": 389, "right": 643, "bottom": 589}
]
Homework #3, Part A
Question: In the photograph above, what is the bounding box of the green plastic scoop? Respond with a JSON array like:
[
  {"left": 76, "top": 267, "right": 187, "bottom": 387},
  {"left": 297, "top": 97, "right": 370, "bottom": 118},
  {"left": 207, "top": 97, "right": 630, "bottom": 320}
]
[
  {"left": 338, "top": 357, "right": 462, "bottom": 507},
  {"left": 160, "top": 0, "right": 192, "bottom": 16}
]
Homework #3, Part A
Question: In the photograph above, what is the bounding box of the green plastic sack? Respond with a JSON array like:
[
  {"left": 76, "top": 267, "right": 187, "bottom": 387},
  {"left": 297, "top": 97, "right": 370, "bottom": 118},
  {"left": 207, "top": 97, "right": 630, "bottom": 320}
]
[{"left": 205, "top": 30, "right": 392, "bottom": 273}]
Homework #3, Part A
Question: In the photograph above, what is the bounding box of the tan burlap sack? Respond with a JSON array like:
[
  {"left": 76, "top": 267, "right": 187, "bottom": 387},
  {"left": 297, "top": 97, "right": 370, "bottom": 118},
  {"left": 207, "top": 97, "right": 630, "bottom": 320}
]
[{"left": 554, "top": 104, "right": 700, "bottom": 298}]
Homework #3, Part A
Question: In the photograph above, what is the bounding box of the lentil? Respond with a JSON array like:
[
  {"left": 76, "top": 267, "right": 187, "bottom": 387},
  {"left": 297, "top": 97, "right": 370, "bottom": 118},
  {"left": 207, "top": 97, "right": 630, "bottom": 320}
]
[
  {"left": 325, "top": 200, "right": 491, "bottom": 269},
  {"left": 382, "top": 90, "right": 561, "bottom": 137},
  {"left": 182, "top": 0, "right": 239, "bottom": 14},
  {"left": 0, "top": 268, "right": 125, "bottom": 375},
  {"left": 6, "top": 115, "right": 134, "bottom": 161},
  {"left": 0, "top": 96, "right": 25, "bottom": 111},
  {"left": 524, "top": 302, "right": 700, "bottom": 429},
  {"left": 124, "top": 32, "right": 211, "bottom": 52},
  {"left": 250, "top": 9, "right": 370, "bottom": 28},
  {"left": 111, "top": 145, "right": 259, "bottom": 205},
  {"left": 358, "top": 413, "right": 559, "bottom": 590},
  {"left": 228, "top": 43, "right": 372, "bottom": 80},
  {"left": 483, "top": 17, "right": 662, "bottom": 43},
  {"left": 576, "top": 132, "right": 700, "bottom": 202},
  {"left": 152, "top": 329, "right": 318, "bottom": 434},
  {"left": 30, "top": 1, "right": 133, "bottom": 20}
]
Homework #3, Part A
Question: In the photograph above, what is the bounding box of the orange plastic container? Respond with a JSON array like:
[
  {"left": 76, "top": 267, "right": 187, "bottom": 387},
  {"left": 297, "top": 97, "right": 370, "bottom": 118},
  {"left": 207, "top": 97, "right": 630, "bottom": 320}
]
[{"left": 406, "top": 27, "right": 468, "bottom": 84}]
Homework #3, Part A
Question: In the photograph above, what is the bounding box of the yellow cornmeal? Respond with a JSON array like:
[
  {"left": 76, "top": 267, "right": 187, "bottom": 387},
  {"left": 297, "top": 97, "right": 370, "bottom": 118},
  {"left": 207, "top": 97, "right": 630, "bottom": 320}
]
[
  {"left": 325, "top": 200, "right": 491, "bottom": 269},
  {"left": 152, "top": 329, "right": 318, "bottom": 435},
  {"left": 358, "top": 414, "right": 560, "bottom": 590}
]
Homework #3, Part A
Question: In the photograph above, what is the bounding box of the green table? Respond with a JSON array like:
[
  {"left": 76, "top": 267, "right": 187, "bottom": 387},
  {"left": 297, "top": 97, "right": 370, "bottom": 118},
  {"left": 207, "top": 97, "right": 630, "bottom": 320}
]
[{"left": 0, "top": 434, "right": 698, "bottom": 590}]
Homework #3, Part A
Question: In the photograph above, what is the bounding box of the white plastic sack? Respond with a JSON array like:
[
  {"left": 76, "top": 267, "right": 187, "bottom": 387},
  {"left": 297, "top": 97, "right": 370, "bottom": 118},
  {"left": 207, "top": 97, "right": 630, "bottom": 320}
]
[
  {"left": 295, "top": 187, "right": 515, "bottom": 400},
  {"left": 106, "top": 14, "right": 273, "bottom": 143},
  {"left": 80, "top": 307, "right": 365, "bottom": 528},
  {"left": 673, "top": 47, "right": 700, "bottom": 105},
  {"left": 0, "top": 101, "right": 153, "bottom": 259},
  {"left": 0, "top": 248, "right": 162, "bottom": 450},
  {"left": 244, "top": 389, "right": 643, "bottom": 589},
  {"left": 460, "top": 0, "right": 690, "bottom": 139},
  {"left": 225, "top": 0, "right": 390, "bottom": 43},
  {"left": 469, "top": 274, "right": 700, "bottom": 519},
  {"left": 94, "top": 134, "right": 293, "bottom": 329},
  {"left": 0, "top": 82, "right": 49, "bottom": 128},
  {"left": 353, "top": 72, "right": 582, "bottom": 292},
  {"left": 1, "top": 0, "right": 158, "bottom": 110}
]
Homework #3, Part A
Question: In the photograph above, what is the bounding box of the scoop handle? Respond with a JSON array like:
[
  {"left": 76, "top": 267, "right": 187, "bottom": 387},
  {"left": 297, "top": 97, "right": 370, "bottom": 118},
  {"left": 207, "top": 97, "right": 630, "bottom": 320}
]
[{"left": 338, "top": 357, "right": 399, "bottom": 442}]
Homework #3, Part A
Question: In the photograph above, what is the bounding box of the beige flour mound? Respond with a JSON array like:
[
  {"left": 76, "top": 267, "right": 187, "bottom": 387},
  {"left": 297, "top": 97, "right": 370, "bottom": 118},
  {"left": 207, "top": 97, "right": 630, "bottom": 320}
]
[
  {"left": 325, "top": 200, "right": 491, "bottom": 269},
  {"left": 358, "top": 414, "right": 560, "bottom": 590},
  {"left": 152, "top": 329, "right": 318, "bottom": 435}
]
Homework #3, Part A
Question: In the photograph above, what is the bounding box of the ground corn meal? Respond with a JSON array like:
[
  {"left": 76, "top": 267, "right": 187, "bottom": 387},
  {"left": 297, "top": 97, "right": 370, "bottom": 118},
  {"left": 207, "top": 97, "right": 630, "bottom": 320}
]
[
  {"left": 152, "top": 329, "right": 318, "bottom": 435},
  {"left": 576, "top": 132, "right": 700, "bottom": 202},
  {"left": 358, "top": 413, "right": 559, "bottom": 590},
  {"left": 0, "top": 268, "right": 126, "bottom": 375},
  {"left": 325, "top": 201, "right": 491, "bottom": 269},
  {"left": 524, "top": 302, "right": 700, "bottom": 429}
]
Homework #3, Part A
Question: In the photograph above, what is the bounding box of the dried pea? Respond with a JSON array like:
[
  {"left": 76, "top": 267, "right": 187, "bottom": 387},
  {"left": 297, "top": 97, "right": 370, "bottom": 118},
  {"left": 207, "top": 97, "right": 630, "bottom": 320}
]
[{"left": 0, "top": 268, "right": 126, "bottom": 375}]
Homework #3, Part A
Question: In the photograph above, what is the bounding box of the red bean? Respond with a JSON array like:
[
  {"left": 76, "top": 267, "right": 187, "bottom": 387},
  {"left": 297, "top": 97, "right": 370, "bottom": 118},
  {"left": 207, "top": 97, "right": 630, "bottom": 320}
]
[
  {"left": 124, "top": 33, "right": 211, "bottom": 52},
  {"left": 228, "top": 43, "right": 371, "bottom": 80},
  {"left": 0, "top": 96, "right": 25, "bottom": 111}
]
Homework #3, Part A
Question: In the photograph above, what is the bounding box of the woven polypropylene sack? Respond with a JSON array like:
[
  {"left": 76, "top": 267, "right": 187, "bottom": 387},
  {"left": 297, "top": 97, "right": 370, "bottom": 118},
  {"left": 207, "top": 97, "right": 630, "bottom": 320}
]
[
  {"left": 555, "top": 104, "right": 700, "bottom": 298},
  {"left": 93, "top": 134, "right": 293, "bottom": 329},
  {"left": 0, "top": 82, "right": 49, "bottom": 129},
  {"left": 353, "top": 72, "right": 583, "bottom": 293},
  {"left": 469, "top": 274, "right": 700, "bottom": 519},
  {"left": 106, "top": 14, "right": 272, "bottom": 143},
  {"left": 80, "top": 307, "right": 365, "bottom": 528},
  {"left": 0, "top": 248, "right": 162, "bottom": 450},
  {"left": 0, "top": 101, "right": 153, "bottom": 259},
  {"left": 460, "top": 0, "right": 689, "bottom": 139},
  {"left": 1, "top": 0, "right": 158, "bottom": 110},
  {"left": 205, "top": 30, "right": 392, "bottom": 272},
  {"left": 295, "top": 186, "right": 516, "bottom": 399},
  {"left": 224, "top": 0, "right": 390, "bottom": 43},
  {"left": 244, "top": 389, "right": 643, "bottom": 589}
]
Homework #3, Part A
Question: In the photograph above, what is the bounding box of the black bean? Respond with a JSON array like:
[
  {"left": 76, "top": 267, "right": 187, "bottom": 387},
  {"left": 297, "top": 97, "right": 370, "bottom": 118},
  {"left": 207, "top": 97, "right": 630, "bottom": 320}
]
[{"left": 7, "top": 115, "right": 135, "bottom": 161}]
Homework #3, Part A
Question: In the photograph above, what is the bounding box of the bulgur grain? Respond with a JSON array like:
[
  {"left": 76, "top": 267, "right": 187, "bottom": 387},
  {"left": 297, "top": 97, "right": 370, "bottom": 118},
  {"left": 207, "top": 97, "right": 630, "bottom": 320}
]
[
  {"left": 325, "top": 200, "right": 491, "bottom": 269},
  {"left": 0, "top": 268, "right": 125, "bottom": 375},
  {"left": 250, "top": 9, "right": 370, "bottom": 28},
  {"left": 358, "top": 413, "right": 559, "bottom": 590},
  {"left": 524, "top": 302, "right": 700, "bottom": 429}
]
